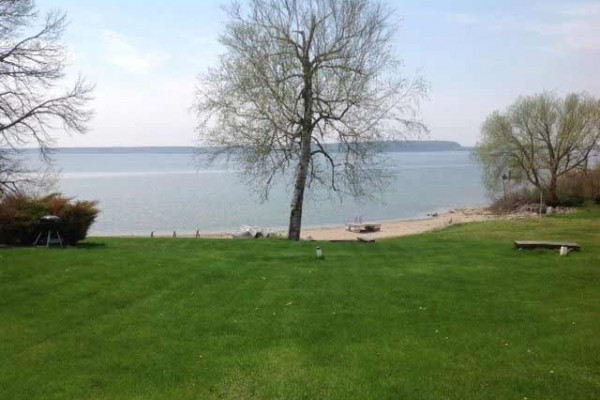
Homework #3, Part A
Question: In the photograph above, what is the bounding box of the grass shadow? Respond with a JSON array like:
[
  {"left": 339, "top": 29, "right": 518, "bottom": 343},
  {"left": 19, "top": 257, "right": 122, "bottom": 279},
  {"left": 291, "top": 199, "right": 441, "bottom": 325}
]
[{"left": 73, "top": 241, "right": 107, "bottom": 249}]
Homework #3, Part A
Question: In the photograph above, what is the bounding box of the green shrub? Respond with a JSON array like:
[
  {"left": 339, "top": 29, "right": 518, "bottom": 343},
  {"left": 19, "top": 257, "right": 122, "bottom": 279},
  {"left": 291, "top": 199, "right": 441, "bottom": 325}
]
[
  {"left": 0, "top": 193, "right": 99, "bottom": 246},
  {"left": 492, "top": 165, "right": 600, "bottom": 211},
  {"left": 59, "top": 200, "right": 99, "bottom": 244}
]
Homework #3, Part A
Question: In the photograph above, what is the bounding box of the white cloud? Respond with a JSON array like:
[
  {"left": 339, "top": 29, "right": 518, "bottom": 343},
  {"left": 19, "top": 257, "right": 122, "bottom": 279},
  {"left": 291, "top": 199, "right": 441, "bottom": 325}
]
[
  {"left": 560, "top": 2, "right": 600, "bottom": 17},
  {"left": 436, "top": 2, "right": 600, "bottom": 52},
  {"left": 55, "top": 78, "right": 197, "bottom": 148},
  {"left": 102, "top": 30, "right": 170, "bottom": 73},
  {"left": 442, "top": 12, "right": 480, "bottom": 26},
  {"left": 530, "top": 3, "right": 600, "bottom": 51}
]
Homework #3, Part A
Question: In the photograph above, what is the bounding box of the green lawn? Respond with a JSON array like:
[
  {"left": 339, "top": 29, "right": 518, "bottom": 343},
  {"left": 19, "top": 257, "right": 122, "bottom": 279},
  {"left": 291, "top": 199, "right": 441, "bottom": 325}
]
[{"left": 1, "top": 208, "right": 599, "bottom": 400}]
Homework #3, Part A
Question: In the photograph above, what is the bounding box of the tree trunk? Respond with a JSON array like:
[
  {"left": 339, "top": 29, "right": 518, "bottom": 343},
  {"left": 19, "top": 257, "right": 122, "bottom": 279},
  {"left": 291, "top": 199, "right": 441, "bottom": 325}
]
[
  {"left": 287, "top": 138, "right": 311, "bottom": 240},
  {"left": 547, "top": 175, "right": 559, "bottom": 207},
  {"left": 288, "top": 51, "right": 313, "bottom": 241}
]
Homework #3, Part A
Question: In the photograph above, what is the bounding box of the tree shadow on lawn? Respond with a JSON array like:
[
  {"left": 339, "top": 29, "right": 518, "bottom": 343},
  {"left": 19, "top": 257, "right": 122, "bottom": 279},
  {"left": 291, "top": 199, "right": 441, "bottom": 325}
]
[{"left": 72, "top": 241, "right": 107, "bottom": 250}]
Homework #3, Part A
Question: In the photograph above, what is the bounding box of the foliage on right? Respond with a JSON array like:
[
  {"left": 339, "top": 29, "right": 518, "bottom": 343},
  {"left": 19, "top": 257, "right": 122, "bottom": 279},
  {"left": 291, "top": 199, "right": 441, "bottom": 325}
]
[{"left": 475, "top": 92, "right": 600, "bottom": 206}]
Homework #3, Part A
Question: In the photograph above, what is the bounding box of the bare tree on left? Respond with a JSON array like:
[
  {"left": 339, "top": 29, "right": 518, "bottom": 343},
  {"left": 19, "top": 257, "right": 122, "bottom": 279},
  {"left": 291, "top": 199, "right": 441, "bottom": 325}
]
[{"left": 0, "top": 0, "right": 93, "bottom": 195}]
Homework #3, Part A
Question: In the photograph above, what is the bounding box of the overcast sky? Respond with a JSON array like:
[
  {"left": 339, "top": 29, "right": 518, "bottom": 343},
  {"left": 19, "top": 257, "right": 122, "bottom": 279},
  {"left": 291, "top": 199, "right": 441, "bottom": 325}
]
[{"left": 38, "top": 0, "right": 600, "bottom": 147}]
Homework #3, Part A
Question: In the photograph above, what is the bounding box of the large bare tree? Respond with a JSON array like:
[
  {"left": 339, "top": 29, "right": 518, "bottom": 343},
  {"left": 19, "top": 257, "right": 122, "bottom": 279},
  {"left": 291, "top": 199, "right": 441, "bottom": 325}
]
[
  {"left": 475, "top": 92, "right": 600, "bottom": 205},
  {"left": 0, "top": 0, "right": 93, "bottom": 194},
  {"left": 0, "top": 148, "right": 28, "bottom": 194},
  {"left": 195, "top": 0, "right": 426, "bottom": 240}
]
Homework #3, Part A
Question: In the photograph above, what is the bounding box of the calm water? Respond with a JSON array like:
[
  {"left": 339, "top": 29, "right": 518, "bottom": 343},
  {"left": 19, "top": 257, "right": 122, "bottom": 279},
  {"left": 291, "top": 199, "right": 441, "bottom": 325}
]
[{"left": 33, "top": 151, "right": 487, "bottom": 236}]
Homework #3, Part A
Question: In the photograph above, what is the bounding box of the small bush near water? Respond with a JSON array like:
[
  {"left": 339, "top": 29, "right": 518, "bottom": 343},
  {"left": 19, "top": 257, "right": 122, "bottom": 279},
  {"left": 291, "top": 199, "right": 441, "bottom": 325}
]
[
  {"left": 492, "top": 166, "right": 600, "bottom": 212},
  {"left": 0, "top": 193, "right": 98, "bottom": 246},
  {"left": 556, "top": 167, "right": 600, "bottom": 206}
]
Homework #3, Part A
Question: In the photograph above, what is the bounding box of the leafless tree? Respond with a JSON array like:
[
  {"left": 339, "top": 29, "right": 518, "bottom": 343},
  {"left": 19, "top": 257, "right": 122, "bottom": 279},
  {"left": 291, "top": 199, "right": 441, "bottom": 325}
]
[
  {"left": 475, "top": 92, "right": 600, "bottom": 206},
  {"left": 0, "top": 147, "right": 57, "bottom": 195},
  {"left": 195, "top": 0, "right": 426, "bottom": 240},
  {"left": 0, "top": 148, "right": 29, "bottom": 194},
  {"left": 0, "top": 0, "right": 93, "bottom": 194}
]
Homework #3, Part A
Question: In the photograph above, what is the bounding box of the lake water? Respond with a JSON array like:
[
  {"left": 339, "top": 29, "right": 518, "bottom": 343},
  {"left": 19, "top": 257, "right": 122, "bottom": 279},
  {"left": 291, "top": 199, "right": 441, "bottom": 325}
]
[{"left": 33, "top": 150, "right": 488, "bottom": 236}]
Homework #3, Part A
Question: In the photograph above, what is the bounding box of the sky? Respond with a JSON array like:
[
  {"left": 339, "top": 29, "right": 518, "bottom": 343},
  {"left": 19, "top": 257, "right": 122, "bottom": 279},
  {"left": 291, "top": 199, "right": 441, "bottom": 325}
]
[{"left": 36, "top": 0, "right": 600, "bottom": 147}]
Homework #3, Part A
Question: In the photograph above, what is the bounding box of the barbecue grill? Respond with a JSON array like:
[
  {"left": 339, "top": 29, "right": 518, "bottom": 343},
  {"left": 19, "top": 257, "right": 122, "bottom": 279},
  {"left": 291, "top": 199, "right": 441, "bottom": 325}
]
[{"left": 33, "top": 215, "right": 64, "bottom": 248}]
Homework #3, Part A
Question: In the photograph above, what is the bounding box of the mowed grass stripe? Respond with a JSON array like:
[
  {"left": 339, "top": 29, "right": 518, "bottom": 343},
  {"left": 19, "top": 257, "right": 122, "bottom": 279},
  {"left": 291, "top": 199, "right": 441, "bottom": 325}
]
[{"left": 0, "top": 207, "right": 598, "bottom": 399}]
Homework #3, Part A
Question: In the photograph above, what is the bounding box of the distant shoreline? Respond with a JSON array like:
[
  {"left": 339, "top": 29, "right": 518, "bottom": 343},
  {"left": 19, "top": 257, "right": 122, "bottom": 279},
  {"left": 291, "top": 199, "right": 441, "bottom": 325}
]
[{"left": 19, "top": 141, "right": 473, "bottom": 155}]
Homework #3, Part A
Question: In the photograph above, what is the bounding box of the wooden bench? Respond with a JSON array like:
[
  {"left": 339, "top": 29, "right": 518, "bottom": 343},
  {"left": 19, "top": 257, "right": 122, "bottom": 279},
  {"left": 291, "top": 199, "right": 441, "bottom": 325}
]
[{"left": 514, "top": 241, "right": 581, "bottom": 251}]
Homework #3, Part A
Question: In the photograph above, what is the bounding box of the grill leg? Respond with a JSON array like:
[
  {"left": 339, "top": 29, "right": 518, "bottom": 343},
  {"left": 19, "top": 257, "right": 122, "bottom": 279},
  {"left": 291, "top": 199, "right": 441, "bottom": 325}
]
[
  {"left": 56, "top": 231, "right": 63, "bottom": 248},
  {"left": 46, "top": 231, "right": 51, "bottom": 248},
  {"left": 33, "top": 232, "right": 43, "bottom": 246}
]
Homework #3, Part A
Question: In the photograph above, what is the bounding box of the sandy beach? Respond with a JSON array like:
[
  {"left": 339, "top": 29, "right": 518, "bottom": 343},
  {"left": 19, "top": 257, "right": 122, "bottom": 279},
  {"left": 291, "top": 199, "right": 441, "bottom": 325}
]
[
  {"left": 115, "top": 207, "right": 536, "bottom": 241},
  {"left": 300, "top": 208, "right": 513, "bottom": 241}
]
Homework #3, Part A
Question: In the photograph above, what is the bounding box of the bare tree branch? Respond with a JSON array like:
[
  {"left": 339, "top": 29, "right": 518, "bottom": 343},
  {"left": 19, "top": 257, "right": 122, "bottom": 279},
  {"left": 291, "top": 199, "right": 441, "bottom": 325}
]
[
  {"left": 195, "top": 0, "right": 426, "bottom": 240},
  {"left": 0, "top": 0, "right": 93, "bottom": 193}
]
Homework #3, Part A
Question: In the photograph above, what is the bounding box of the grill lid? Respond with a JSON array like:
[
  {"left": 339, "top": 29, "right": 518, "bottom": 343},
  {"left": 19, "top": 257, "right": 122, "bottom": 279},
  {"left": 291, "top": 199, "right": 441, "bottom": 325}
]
[{"left": 40, "top": 215, "right": 61, "bottom": 223}]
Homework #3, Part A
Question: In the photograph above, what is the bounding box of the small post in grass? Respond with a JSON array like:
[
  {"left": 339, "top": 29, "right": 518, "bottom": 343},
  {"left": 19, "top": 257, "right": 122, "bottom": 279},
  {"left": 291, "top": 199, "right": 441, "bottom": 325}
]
[{"left": 316, "top": 246, "right": 324, "bottom": 260}]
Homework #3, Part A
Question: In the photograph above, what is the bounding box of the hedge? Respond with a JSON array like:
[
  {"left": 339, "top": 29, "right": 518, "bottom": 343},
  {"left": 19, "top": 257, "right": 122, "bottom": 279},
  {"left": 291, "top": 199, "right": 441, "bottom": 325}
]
[{"left": 0, "top": 193, "right": 99, "bottom": 246}]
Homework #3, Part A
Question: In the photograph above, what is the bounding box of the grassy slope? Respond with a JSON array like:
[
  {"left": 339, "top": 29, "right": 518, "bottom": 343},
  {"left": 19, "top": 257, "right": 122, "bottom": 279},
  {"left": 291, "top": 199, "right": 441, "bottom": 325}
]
[{"left": 0, "top": 208, "right": 599, "bottom": 400}]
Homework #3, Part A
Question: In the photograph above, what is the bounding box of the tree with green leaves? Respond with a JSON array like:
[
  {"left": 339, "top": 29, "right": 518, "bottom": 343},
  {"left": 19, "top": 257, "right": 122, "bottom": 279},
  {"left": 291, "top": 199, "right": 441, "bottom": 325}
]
[{"left": 475, "top": 92, "right": 600, "bottom": 206}]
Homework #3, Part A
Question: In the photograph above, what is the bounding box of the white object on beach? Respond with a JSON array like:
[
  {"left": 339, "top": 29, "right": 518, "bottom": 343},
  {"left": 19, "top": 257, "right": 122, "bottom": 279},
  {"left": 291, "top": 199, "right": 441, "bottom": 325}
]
[{"left": 233, "top": 225, "right": 272, "bottom": 239}]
